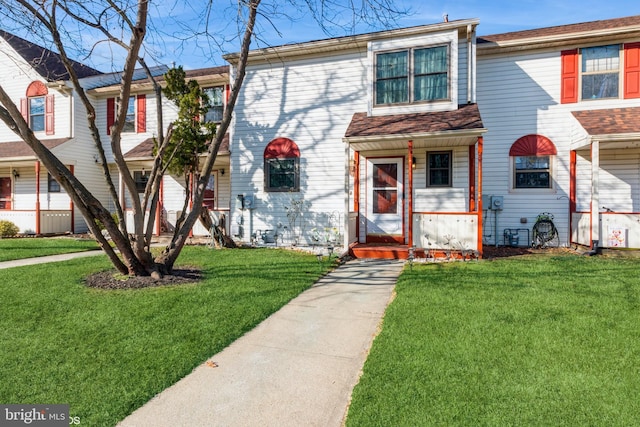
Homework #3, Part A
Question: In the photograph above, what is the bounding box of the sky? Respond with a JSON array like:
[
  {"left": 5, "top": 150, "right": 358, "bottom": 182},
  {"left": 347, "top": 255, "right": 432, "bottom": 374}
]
[
  {"left": 161, "top": 0, "right": 640, "bottom": 70},
  {"left": 5, "top": 1, "right": 640, "bottom": 72}
]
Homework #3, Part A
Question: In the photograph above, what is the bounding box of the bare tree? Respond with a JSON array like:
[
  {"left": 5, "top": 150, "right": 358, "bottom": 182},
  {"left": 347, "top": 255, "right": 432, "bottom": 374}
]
[{"left": 0, "top": 0, "right": 405, "bottom": 277}]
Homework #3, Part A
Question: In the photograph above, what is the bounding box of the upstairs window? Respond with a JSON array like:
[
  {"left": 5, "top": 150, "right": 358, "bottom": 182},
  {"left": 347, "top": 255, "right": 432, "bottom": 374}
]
[
  {"left": 29, "top": 97, "right": 45, "bottom": 131},
  {"left": 581, "top": 45, "right": 620, "bottom": 100},
  {"left": 21, "top": 81, "right": 54, "bottom": 134},
  {"left": 510, "top": 134, "right": 557, "bottom": 190},
  {"left": 121, "top": 96, "right": 136, "bottom": 132},
  {"left": 561, "top": 43, "right": 640, "bottom": 103},
  {"left": 203, "top": 86, "right": 224, "bottom": 123},
  {"left": 375, "top": 45, "right": 449, "bottom": 106},
  {"left": 107, "top": 95, "right": 146, "bottom": 135},
  {"left": 264, "top": 138, "right": 300, "bottom": 192}
]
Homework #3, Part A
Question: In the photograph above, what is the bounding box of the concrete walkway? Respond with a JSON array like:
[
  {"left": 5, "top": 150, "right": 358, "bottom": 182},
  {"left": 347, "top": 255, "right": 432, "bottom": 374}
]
[
  {"left": 0, "top": 249, "right": 104, "bottom": 269},
  {"left": 117, "top": 258, "right": 404, "bottom": 427}
]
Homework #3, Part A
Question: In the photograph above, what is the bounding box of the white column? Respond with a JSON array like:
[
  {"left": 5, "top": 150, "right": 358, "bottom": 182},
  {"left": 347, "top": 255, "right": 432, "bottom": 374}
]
[{"left": 590, "top": 140, "right": 600, "bottom": 248}]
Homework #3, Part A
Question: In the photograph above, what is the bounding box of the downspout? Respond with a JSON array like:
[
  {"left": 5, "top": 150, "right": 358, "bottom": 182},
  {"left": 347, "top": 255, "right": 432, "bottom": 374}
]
[{"left": 467, "top": 24, "right": 474, "bottom": 104}]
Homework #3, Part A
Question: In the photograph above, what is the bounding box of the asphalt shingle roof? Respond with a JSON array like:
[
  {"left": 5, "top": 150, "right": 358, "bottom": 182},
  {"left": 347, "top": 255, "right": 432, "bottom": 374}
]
[
  {"left": 124, "top": 134, "right": 231, "bottom": 159},
  {"left": 344, "top": 103, "right": 484, "bottom": 138},
  {"left": 572, "top": 107, "right": 640, "bottom": 135},
  {"left": 0, "top": 138, "right": 71, "bottom": 159},
  {"left": 0, "top": 30, "right": 102, "bottom": 81},
  {"left": 478, "top": 15, "right": 640, "bottom": 44}
]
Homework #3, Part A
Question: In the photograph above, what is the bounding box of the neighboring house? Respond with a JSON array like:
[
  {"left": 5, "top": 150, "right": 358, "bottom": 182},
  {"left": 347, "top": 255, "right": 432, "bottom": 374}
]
[
  {"left": 477, "top": 15, "right": 640, "bottom": 251},
  {"left": 84, "top": 66, "right": 232, "bottom": 236},
  {"left": 225, "top": 13, "right": 640, "bottom": 257},
  {"left": 0, "top": 31, "right": 231, "bottom": 236},
  {"left": 0, "top": 30, "right": 103, "bottom": 234}
]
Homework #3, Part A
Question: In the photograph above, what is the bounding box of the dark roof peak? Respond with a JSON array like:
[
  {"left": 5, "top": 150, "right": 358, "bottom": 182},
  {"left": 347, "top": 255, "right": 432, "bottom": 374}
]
[{"left": 0, "top": 29, "right": 102, "bottom": 81}]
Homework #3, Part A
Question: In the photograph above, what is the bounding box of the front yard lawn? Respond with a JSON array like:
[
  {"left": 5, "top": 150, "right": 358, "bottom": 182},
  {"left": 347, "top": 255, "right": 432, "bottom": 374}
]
[
  {"left": 0, "top": 237, "right": 99, "bottom": 261},
  {"left": 347, "top": 253, "right": 640, "bottom": 426},
  {"left": 0, "top": 247, "right": 326, "bottom": 426}
]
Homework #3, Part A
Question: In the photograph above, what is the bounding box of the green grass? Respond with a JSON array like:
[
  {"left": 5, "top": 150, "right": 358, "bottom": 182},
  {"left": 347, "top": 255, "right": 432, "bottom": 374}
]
[
  {"left": 347, "top": 254, "right": 640, "bottom": 426},
  {"left": 0, "top": 247, "right": 328, "bottom": 426},
  {"left": 0, "top": 237, "right": 99, "bottom": 261}
]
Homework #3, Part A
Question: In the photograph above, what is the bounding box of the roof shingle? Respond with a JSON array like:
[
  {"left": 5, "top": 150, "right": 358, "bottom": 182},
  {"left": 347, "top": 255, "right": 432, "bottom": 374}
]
[
  {"left": 344, "top": 104, "right": 484, "bottom": 138},
  {"left": 478, "top": 15, "right": 640, "bottom": 44},
  {"left": 572, "top": 107, "right": 640, "bottom": 135},
  {"left": 124, "top": 134, "right": 231, "bottom": 159},
  {"left": 0, "top": 138, "right": 71, "bottom": 159},
  {"left": 0, "top": 30, "right": 102, "bottom": 81}
]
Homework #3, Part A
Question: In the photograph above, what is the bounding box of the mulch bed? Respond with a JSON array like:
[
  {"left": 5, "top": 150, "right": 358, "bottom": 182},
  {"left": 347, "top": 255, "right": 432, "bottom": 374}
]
[
  {"left": 85, "top": 268, "right": 202, "bottom": 290},
  {"left": 482, "top": 245, "right": 578, "bottom": 259}
]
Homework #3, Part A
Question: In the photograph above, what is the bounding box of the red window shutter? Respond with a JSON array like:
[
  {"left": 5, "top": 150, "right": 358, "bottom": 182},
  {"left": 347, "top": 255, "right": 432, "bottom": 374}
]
[
  {"left": 136, "top": 94, "right": 146, "bottom": 133},
  {"left": 561, "top": 49, "right": 578, "bottom": 104},
  {"left": 107, "top": 97, "right": 115, "bottom": 135},
  {"left": 624, "top": 42, "right": 640, "bottom": 99},
  {"left": 45, "top": 94, "right": 54, "bottom": 135},
  {"left": 20, "top": 98, "right": 28, "bottom": 122}
]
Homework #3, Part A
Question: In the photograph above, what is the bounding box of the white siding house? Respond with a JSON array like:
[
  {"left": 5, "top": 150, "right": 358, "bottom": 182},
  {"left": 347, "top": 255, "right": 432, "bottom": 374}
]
[
  {"left": 226, "top": 19, "right": 486, "bottom": 258},
  {"left": 477, "top": 15, "right": 640, "bottom": 250},
  {"left": 0, "top": 30, "right": 105, "bottom": 234},
  {"left": 3, "top": 13, "right": 640, "bottom": 257}
]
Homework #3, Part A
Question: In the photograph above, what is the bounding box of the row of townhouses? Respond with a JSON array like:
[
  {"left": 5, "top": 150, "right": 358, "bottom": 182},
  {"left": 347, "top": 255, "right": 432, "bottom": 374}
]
[{"left": 1, "top": 14, "right": 639, "bottom": 259}]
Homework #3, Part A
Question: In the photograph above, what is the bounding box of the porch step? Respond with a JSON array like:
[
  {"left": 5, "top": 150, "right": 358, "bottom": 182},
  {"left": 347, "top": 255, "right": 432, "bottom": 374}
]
[{"left": 349, "top": 244, "right": 424, "bottom": 260}]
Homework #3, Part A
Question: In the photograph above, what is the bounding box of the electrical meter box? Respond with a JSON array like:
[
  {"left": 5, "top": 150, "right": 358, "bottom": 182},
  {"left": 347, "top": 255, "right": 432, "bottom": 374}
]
[{"left": 491, "top": 196, "right": 504, "bottom": 211}]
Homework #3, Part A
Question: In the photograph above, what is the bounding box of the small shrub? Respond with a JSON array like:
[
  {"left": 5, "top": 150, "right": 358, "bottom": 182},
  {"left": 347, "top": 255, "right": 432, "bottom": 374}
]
[{"left": 0, "top": 220, "right": 19, "bottom": 237}]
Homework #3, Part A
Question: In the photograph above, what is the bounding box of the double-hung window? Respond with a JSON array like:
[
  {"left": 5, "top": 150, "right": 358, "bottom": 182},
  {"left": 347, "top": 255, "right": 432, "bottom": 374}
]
[
  {"left": 203, "top": 86, "right": 224, "bottom": 123},
  {"left": 427, "top": 151, "right": 452, "bottom": 187},
  {"left": 581, "top": 44, "right": 620, "bottom": 100},
  {"left": 514, "top": 156, "right": 551, "bottom": 189},
  {"left": 120, "top": 96, "right": 136, "bottom": 133},
  {"left": 29, "top": 96, "right": 45, "bottom": 132},
  {"left": 375, "top": 45, "right": 449, "bottom": 106}
]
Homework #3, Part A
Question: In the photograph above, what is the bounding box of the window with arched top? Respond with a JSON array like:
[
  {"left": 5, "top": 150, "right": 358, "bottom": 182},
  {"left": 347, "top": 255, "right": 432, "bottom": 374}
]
[
  {"left": 264, "top": 137, "right": 300, "bottom": 192},
  {"left": 21, "top": 81, "right": 54, "bottom": 134},
  {"left": 510, "top": 134, "right": 557, "bottom": 189}
]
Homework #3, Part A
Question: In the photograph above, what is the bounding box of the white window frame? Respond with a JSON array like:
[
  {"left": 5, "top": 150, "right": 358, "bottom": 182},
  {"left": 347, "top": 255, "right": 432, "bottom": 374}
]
[
  {"left": 28, "top": 96, "right": 45, "bottom": 132},
  {"left": 368, "top": 29, "right": 458, "bottom": 116},
  {"left": 203, "top": 86, "right": 224, "bottom": 123},
  {"left": 509, "top": 155, "right": 557, "bottom": 194},
  {"left": 580, "top": 44, "right": 621, "bottom": 101}
]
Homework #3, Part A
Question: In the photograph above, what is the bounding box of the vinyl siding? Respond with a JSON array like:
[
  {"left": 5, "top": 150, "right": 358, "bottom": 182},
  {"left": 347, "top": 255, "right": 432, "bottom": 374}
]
[
  {"left": 232, "top": 51, "right": 368, "bottom": 244},
  {"left": 478, "top": 43, "right": 640, "bottom": 245}
]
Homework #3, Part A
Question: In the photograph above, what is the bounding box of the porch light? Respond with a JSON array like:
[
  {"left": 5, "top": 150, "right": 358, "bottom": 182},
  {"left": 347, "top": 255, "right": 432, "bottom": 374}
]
[
  {"left": 12, "top": 169, "right": 19, "bottom": 179},
  {"left": 220, "top": 169, "right": 225, "bottom": 175},
  {"left": 412, "top": 157, "right": 417, "bottom": 169}
]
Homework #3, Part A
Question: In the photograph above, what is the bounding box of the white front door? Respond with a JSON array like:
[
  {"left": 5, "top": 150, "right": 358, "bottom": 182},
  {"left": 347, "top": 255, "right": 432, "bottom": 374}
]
[{"left": 366, "top": 157, "right": 404, "bottom": 241}]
